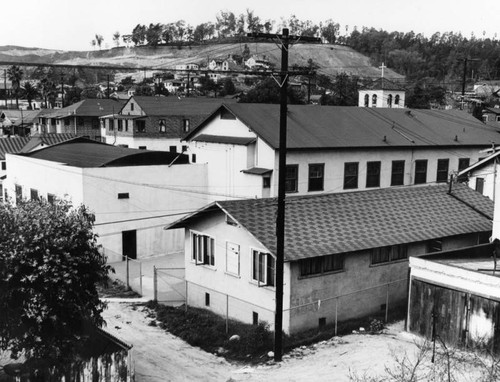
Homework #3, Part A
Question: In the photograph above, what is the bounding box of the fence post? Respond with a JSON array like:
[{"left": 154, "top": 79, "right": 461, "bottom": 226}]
[
  {"left": 126, "top": 256, "right": 130, "bottom": 290},
  {"left": 226, "top": 294, "right": 229, "bottom": 334},
  {"left": 335, "top": 297, "right": 338, "bottom": 336},
  {"left": 385, "top": 283, "right": 389, "bottom": 323},
  {"left": 153, "top": 266, "right": 157, "bottom": 302},
  {"left": 139, "top": 261, "right": 143, "bottom": 297}
]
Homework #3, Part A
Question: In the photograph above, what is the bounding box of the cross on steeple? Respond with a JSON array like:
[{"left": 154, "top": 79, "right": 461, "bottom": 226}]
[{"left": 379, "top": 62, "right": 387, "bottom": 79}]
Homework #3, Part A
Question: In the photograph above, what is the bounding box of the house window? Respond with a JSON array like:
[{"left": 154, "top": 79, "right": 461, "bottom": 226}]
[
  {"left": 205, "top": 293, "right": 210, "bottom": 307},
  {"left": 159, "top": 119, "right": 166, "bottom": 133},
  {"left": 344, "top": 162, "right": 359, "bottom": 189},
  {"left": 136, "top": 120, "right": 146, "bottom": 133},
  {"left": 15, "top": 184, "right": 22, "bottom": 203},
  {"left": 169, "top": 146, "right": 177, "bottom": 153},
  {"left": 191, "top": 154, "right": 196, "bottom": 163},
  {"left": 395, "top": 95, "right": 400, "bottom": 105},
  {"left": 117, "top": 193, "right": 129, "bottom": 199},
  {"left": 371, "top": 244, "right": 408, "bottom": 265},
  {"left": 130, "top": 102, "right": 134, "bottom": 111},
  {"left": 299, "top": 254, "right": 344, "bottom": 277},
  {"left": 252, "top": 250, "right": 275, "bottom": 287},
  {"left": 366, "top": 161, "right": 381, "bottom": 188},
  {"left": 138, "top": 146, "right": 147, "bottom": 150},
  {"left": 319, "top": 317, "right": 326, "bottom": 328},
  {"left": 109, "top": 120, "right": 114, "bottom": 131},
  {"left": 308, "top": 163, "right": 324, "bottom": 191},
  {"left": 263, "top": 176, "right": 271, "bottom": 188},
  {"left": 476, "top": 178, "right": 485, "bottom": 194},
  {"left": 391, "top": 160, "right": 404, "bottom": 186},
  {"left": 252, "top": 312, "right": 259, "bottom": 325},
  {"left": 76, "top": 117, "right": 84, "bottom": 126},
  {"left": 125, "top": 120, "right": 129, "bottom": 132},
  {"left": 92, "top": 118, "right": 99, "bottom": 129},
  {"left": 1, "top": 162, "right": 5, "bottom": 171},
  {"left": 496, "top": 116, "right": 500, "bottom": 122},
  {"left": 226, "top": 242, "right": 240, "bottom": 276},
  {"left": 387, "top": 94, "right": 393, "bottom": 107},
  {"left": 30, "top": 188, "right": 39, "bottom": 201},
  {"left": 64, "top": 118, "right": 70, "bottom": 126},
  {"left": 191, "top": 232, "right": 215, "bottom": 266},
  {"left": 285, "top": 165, "right": 298, "bottom": 193},
  {"left": 47, "top": 193, "right": 56, "bottom": 204},
  {"left": 364, "top": 94, "right": 369, "bottom": 107},
  {"left": 183, "top": 119, "right": 190, "bottom": 133},
  {"left": 436, "top": 159, "right": 449, "bottom": 183},
  {"left": 458, "top": 158, "right": 470, "bottom": 182},
  {"left": 414, "top": 160, "right": 428, "bottom": 184},
  {"left": 372, "top": 94, "right": 377, "bottom": 107},
  {"left": 117, "top": 119, "right": 123, "bottom": 131}
]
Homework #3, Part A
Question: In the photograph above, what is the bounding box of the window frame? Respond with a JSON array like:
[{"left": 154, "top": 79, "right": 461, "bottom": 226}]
[
  {"left": 371, "top": 244, "right": 408, "bottom": 265},
  {"left": 436, "top": 159, "right": 449, "bottom": 183},
  {"left": 191, "top": 231, "right": 215, "bottom": 267},
  {"left": 343, "top": 162, "right": 359, "bottom": 190},
  {"left": 299, "top": 254, "right": 344, "bottom": 277},
  {"left": 476, "top": 177, "right": 485, "bottom": 194},
  {"left": 391, "top": 160, "right": 405, "bottom": 186},
  {"left": 225, "top": 242, "right": 240, "bottom": 276},
  {"left": 285, "top": 164, "right": 299, "bottom": 193},
  {"left": 159, "top": 119, "right": 166, "bottom": 133},
  {"left": 414, "top": 159, "right": 428, "bottom": 185},
  {"left": 366, "top": 161, "right": 381, "bottom": 188},
  {"left": 251, "top": 249, "right": 275, "bottom": 287},
  {"left": 308, "top": 163, "right": 324, "bottom": 192}
]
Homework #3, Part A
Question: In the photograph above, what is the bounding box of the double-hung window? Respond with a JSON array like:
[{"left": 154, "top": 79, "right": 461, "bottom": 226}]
[
  {"left": 344, "top": 162, "right": 359, "bottom": 189},
  {"left": 366, "top": 161, "right": 381, "bottom": 188},
  {"left": 252, "top": 250, "right": 275, "bottom": 287},
  {"left": 308, "top": 163, "right": 324, "bottom": 191},
  {"left": 285, "top": 165, "right": 298, "bottom": 193},
  {"left": 436, "top": 159, "right": 449, "bottom": 183},
  {"left": 192, "top": 232, "right": 215, "bottom": 266},
  {"left": 414, "top": 160, "right": 428, "bottom": 184}
]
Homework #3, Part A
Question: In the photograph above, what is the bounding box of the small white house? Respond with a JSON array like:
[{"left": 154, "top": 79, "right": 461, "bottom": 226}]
[
  {"left": 167, "top": 183, "right": 493, "bottom": 333},
  {"left": 457, "top": 149, "right": 500, "bottom": 200}
]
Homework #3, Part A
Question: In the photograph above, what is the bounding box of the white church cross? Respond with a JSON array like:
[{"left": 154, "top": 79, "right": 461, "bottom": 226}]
[{"left": 379, "top": 62, "right": 387, "bottom": 79}]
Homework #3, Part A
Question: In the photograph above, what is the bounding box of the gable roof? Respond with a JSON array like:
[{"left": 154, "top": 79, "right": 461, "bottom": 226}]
[
  {"left": 130, "top": 96, "right": 236, "bottom": 116},
  {"left": 167, "top": 184, "right": 493, "bottom": 261},
  {"left": 0, "top": 137, "right": 30, "bottom": 160},
  {"left": 19, "top": 133, "right": 77, "bottom": 153},
  {"left": 185, "top": 104, "right": 500, "bottom": 150},
  {"left": 458, "top": 148, "right": 500, "bottom": 176},
  {"left": 16, "top": 137, "right": 189, "bottom": 168},
  {"left": 43, "top": 99, "right": 124, "bottom": 119}
]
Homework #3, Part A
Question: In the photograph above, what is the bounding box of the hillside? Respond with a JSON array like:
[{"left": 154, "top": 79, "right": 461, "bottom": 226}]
[{"left": 0, "top": 43, "right": 403, "bottom": 80}]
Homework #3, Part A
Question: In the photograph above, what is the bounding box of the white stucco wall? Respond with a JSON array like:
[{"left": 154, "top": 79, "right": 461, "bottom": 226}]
[
  {"left": 4, "top": 154, "right": 209, "bottom": 261},
  {"left": 358, "top": 90, "right": 405, "bottom": 108},
  {"left": 182, "top": 210, "right": 292, "bottom": 331},
  {"left": 467, "top": 162, "right": 497, "bottom": 201}
]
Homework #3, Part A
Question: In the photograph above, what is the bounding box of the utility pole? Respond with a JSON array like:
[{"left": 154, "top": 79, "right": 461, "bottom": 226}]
[
  {"left": 247, "top": 28, "right": 320, "bottom": 362},
  {"left": 458, "top": 57, "right": 479, "bottom": 110},
  {"left": 60, "top": 73, "right": 64, "bottom": 108},
  {"left": 107, "top": 74, "right": 110, "bottom": 99}
]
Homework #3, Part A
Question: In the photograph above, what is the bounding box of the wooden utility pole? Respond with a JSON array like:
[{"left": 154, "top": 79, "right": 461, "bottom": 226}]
[
  {"left": 458, "top": 57, "right": 479, "bottom": 110},
  {"left": 247, "top": 28, "right": 320, "bottom": 362},
  {"left": 60, "top": 73, "right": 64, "bottom": 108}
]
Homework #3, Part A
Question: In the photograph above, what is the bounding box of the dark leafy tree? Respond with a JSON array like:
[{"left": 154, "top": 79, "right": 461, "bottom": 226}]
[
  {"left": 81, "top": 86, "right": 104, "bottom": 99},
  {"left": 95, "top": 34, "right": 104, "bottom": 49},
  {"left": 0, "top": 198, "right": 110, "bottom": 362},
  {"left": 216, "top": 11, "right": 236, "bottom": 38},
  {"left": 134, "top": 85, "right": 154, "bottom": 96},
  {"left": 320, "top": 73, "right": 359, "bottom": 106},
  {"left": 242, "top": 44, "right": 251, "bottom": 61},
  {"left": 193, "top": 22, "right": 215, "bottom": 42},
  {"left": 146, "top": 23, "right": 163, "bottom": 46},
  {"left": 246, "top": 9, "right": 262, "bottom": 33},
  {"left": 131, "top": 24, "right": 147, "bottom": 45},
  {"left": 64, "top": 87, "right": 83, "bottom": 106},
  {"left": 7, "top": 65, "right": 23, "bottom": 109},
  {"left": 112, "top": 31, "right": 121, "bottom": 47},
  {"left": 120, "top": 76, "right": 135, "bottom": 87},
  {"left": 38, "top": 78, "right": 57, "bottom": 108},
  {"left": 198, "top": 76, "right": 219, "bottom": 97},
  {"left": 321, "top": 20, "right": 339, "bottom": 43},
  {"left": 239, "top": 77, "right": 305, "bottom": 104},
  {"left": 219, "top": 78, "right": 236, "bottom": 96}
]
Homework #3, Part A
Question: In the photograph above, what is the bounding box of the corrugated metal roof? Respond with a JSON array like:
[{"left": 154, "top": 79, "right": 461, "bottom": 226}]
[
  {"left": 168, "top": 184, "right": 493, "bottom": 261},
  {"left": 0, "top": 136, "right": 30, "bottom": 160},
  {"left": 187, "top": 104, "right": 500, "bottom": 150},
  {"left": 18, "top": 137, "right": 189, "bottom": 168}
]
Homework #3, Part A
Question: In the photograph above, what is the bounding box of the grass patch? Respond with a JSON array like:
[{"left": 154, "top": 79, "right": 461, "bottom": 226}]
[
  {"left": 97, "top": 278, "right": 141, "bottom": 298},
  {"left": 145, "top": 301, "right": 273, "bottom": 362}
]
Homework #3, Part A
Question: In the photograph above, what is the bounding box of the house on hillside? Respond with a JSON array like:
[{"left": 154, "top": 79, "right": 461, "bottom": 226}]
[
  {"left": 358, "top": 78, "right": 406, "bottom": 108},
  {"left": 167, "top": 184, "right": 492, "bottom": 333},
  {"left": 457, "top": 148, "right": 500, "bottom": 199},
  {"left": 99, "top": 96, "right": 235, "bottom": 153},
  {"left": 4, "top": 137, "right": 209, "bottom": 261},
  {"left": 34, "top": 99, "right": 124, "bottom": 141},
  {"left": 482, "top": 107, "right": 500, "bottom": 124},
  {"left": 245, "top": 55, "right": 273, "bottom": 70},
  {"left": 184, "top": 103, "right": 500, "bottom": 199}
]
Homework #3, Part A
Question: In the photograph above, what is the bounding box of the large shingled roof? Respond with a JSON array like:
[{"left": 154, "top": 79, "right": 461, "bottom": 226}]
[
  {"left": 16, "top": 137, "right": 189, "bottom": 168},
  {"left": 186, "top": 104, "right": 500, "bottom": 149},
  {"left": 168, "top": 184, "right": 493, "bottom": 261},
  {"left": 131, "top": 96, "right": 236, "bottom": 116},
  {"left": 43, "top": 99, "right": 124, "bottom": 119}
]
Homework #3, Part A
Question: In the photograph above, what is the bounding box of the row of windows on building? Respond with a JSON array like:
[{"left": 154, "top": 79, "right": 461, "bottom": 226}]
[
  {"left": 363, "top": 93, "right": 401, "bottom": 107},
  {"left": 14, "top": 184, "right": 55, "bottom": 204},
  {"left": 107, "top": 119, "right": 190, "bottom": 134},
  {"left": 284, "top": 158, "right": 471, "bottom": 193}
]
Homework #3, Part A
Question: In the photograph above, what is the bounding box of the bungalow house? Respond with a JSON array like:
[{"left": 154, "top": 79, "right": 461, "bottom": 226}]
[
  {"left": 482, "top": 107, "right": 500, "bottom": 124},
  {"left": 184, "top": 103, "right": 500, "bottom": 199},
  {"left": 358, "top": 78, "right": 406, "bottom": 108},
  {"left": 100, "top": 96, "right": 235, "bottom": 153},
  {"left": 166, "top": 183, "right": 492, "bottom": 333},
  {"left": 0, "top": 109, "right": 42, "bottom": 137},
  {"left": 457, "top": 148, "right": 500, "bottom": 199},
  {"left": 3, "top": 137, "right": 209, "bottom": 261},
  {"left": 34, "top": 99, "right": 124, "bottom": 141}
]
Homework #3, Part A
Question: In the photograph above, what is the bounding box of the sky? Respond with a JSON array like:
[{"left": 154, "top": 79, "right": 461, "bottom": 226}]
[{"left": 1, "top": 0, "right": 500, "bottom": 51}]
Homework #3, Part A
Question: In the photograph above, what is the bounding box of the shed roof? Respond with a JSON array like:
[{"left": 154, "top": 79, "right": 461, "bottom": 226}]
[
  {"left": 167, "top": 184, "right": 493, "bottom": 261},
  {"left": 17, "top": 137, "right": 189, "bottom": 168},
  {"left": 186, "top": 104, "right": 500, "bottom": 150}
]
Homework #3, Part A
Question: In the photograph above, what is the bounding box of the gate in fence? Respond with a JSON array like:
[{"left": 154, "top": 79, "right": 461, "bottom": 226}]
[{"left": 153, "top": 266, "right": 186, "bottom": 305}]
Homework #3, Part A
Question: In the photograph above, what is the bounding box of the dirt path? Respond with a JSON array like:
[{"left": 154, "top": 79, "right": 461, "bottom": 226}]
[{"left": 102, "top": 301, "right": 237, "bottom": 382}]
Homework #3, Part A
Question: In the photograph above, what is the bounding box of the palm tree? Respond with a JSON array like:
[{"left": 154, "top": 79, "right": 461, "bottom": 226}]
[
  {"left": 38, "top": 78, "right": 57, "bottom": 108},
  {"left": 95, "top": 34, "right": 104, "bottom": 49},
  {"left": 22, "top": 82, "right": 39, "bottom": 110},
  {"left": 7, "top": 65, "right": 23, "bottom": 109}
]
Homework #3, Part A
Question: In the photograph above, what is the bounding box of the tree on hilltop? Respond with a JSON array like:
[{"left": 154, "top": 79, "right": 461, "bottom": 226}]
[
  {"left": 0, "top": 198, "right": 110, "bottom": 362},
  {"left": 95, "top": 34, "right": 104, "bottom": 49},
  {"left": 7, "top": 65, "right": 23, "bottom": 109}
]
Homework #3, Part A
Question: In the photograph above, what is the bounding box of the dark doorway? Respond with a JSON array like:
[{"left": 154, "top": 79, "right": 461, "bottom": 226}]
[{"left": 122, "top": 230, "right": 137, "bottom": 260}]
